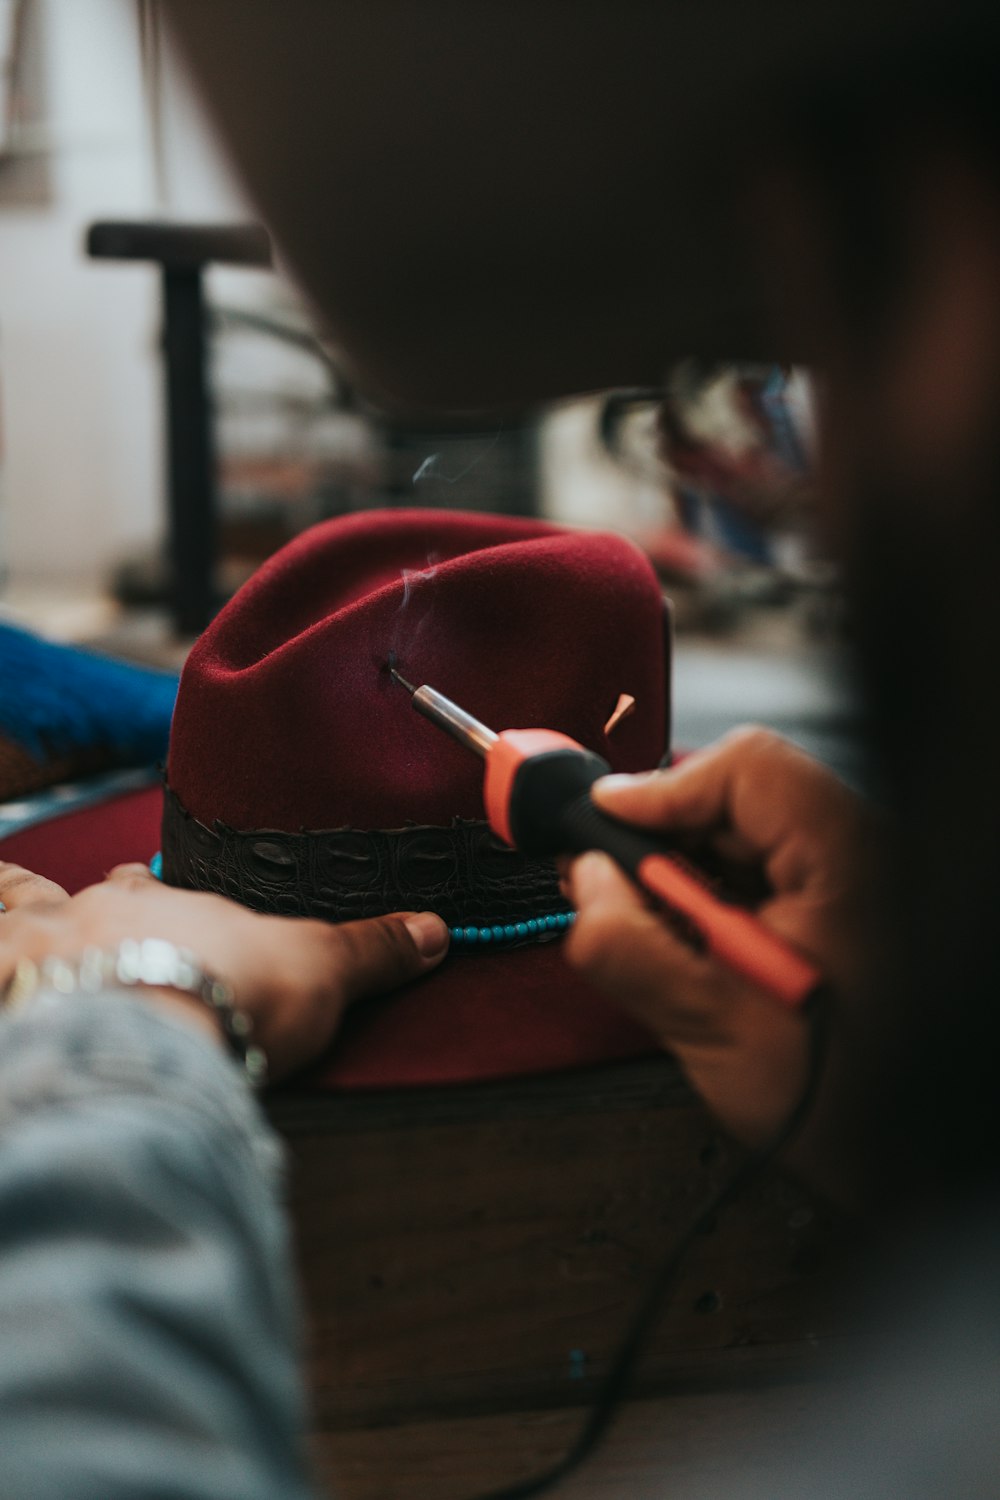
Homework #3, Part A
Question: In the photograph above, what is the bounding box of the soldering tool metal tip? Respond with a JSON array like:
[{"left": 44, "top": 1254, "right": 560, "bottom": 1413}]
[{"left": 393, "top": 673, "right": 499, "bottom": 758}]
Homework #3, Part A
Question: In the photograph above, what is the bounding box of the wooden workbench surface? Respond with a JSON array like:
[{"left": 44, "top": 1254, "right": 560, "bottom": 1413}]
[{"left": 269, "top": 1055, "right": 851, "bottom": 1498}]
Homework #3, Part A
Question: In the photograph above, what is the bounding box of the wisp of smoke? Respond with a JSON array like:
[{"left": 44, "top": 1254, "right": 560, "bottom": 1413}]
[
  {"left": 411, "top": 425, "right": 504, "bottom": 487},
  {"left": 390, "top": 552, "right": 443, "bottom": 670}
]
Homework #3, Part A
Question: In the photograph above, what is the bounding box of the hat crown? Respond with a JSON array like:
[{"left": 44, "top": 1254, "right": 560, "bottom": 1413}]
[{"left": 167, "top": 509, "right": 669, "bottom": 833}]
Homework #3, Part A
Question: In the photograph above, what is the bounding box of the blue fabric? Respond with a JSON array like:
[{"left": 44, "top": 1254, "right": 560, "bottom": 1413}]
[
  {"left": 0, "top": 988, "right": 314, "bottom": 1500},
  {"left": 0, "top": 622, "right": 178, "bottom": 765}
]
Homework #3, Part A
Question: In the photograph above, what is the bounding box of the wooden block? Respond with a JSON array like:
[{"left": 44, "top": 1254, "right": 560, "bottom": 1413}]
[
  {"left": 308, "top": 1385, "right": 847, "bottom": 1500},
  {"left": 270, "top": 1055, "right": 850, "bottom": 1452}
]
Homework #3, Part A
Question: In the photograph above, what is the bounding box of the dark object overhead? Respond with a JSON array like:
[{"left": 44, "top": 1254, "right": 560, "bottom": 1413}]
[{"left": 163, "top": 2, "right": 998, "bottom": 411}]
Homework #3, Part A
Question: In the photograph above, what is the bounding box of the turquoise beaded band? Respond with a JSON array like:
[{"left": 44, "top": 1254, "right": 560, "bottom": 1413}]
[
  {"left": 449, "top": 911, "right": 576, "bottom": 947},
  {"left": 149, "top": 851, "right": 574, "bottom": 950}
]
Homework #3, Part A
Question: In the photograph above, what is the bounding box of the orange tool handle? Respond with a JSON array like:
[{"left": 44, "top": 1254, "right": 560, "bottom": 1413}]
[
  {"left": 635, "top": 854, "right": 821, "bottom": 1008},
  {"left": 483, "top": 728, "right": 822, "bottom": 1008}
]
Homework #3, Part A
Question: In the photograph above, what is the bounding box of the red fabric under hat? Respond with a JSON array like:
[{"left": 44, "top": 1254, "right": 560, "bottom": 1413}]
[{"left": 0, "top": 785, "right": 163, "bottom": 893}]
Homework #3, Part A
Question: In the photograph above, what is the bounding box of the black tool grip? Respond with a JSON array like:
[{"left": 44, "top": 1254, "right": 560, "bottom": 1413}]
[
  {"left": 555, "top": 790, "right": 678, "bottom": 875},
  {"left": 507, "top": 749, "right": 677, "bottom": 868}
]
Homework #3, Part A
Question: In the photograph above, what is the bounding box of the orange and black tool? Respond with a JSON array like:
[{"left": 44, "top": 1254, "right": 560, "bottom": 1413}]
[{"left": 390, "top": 669, "right": 822, "bottom": 1008}]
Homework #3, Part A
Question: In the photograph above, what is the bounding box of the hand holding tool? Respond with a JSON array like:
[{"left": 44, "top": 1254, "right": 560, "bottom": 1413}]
[{"left": 390, "top": 670, "right": 822, "bottom": 1007}]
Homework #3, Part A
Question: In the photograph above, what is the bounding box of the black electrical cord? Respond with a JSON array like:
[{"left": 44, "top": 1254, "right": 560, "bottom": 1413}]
[{"left": 469, "top": 982, "right": 833, "bottom": 1500}]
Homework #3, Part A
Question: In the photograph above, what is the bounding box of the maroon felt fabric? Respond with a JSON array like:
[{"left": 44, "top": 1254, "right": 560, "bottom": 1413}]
[
  {"left": 2, "top": 512, "right": 671, "bottom": 1090},
  {"left": 162, "top": 509, "right": 670, "bottom": 1087},
  {"left": 317, "top": 942, "right": 657, "bottom": 1089},
  {"left": 0, "top": 786, "right": 163, "bottom": 893},
  {"left": 168, "top": 510, "right": 669, "bottom": 830}
]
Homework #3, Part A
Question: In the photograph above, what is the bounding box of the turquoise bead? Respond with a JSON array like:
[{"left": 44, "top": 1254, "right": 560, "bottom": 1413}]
[
  {"left": 444, "top": 912, "right": 576, "bottom": 949},
  {"left": 149, "top": 851, "right": 163, "bottom": 880}
]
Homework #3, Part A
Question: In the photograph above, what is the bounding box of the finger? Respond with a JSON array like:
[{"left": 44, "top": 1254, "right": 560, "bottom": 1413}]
[
  {"left": 0, "top": 860, "right": 69, "bottom": 910},
  {"left": 328, "top": 910, "right": 450, "bottom": 1007},
  {"left": 592, "top": 728, "right": 780, "bottom": 829},
  {"left": 565, "top": 852, "right": 727, "bottom": 1039},
  {"left": 592, "top": 727, "right": 821, "bottom": 858},
  {"left": 104, "top": 863, "right": 158, "bottom": 891}
]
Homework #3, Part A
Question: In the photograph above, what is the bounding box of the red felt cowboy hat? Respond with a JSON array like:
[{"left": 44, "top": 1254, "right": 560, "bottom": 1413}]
[{"left": 1, "top": 509, "right": 672, "bottom": 1088}]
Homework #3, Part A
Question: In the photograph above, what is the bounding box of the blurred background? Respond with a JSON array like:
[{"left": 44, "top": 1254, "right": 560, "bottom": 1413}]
[{"left": 0, "top": 0, "right": 860, "bottom": 783}]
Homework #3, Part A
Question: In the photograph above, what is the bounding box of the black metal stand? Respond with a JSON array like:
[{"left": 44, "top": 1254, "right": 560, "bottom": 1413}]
[{"left": 87, "top": 221, "right": 271, "bottom": 635}]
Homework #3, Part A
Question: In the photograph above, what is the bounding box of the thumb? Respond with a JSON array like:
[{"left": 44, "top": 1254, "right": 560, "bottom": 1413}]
[{"left": 330, "top": 910, "right": 450, "bottom": 1007}]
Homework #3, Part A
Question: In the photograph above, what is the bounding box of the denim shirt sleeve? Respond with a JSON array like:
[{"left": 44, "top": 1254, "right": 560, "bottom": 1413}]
[{"left": 0, "top": 987, "right": 316, "bottom": 1500}]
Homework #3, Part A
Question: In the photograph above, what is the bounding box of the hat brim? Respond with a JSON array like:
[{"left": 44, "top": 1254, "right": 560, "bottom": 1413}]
[
  {"left": 314, "top": 941, "right": 657, "bottom": 1090},
  {"left": 0, "top": 783, "right": 659, "bottom": 1089}
]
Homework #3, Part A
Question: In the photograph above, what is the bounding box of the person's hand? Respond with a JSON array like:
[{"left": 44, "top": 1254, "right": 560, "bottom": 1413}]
[
  {"left": 0, "top": 861, "right": 449, "bottom": 1082},
  {"left": 565, "top": 728, "right": 880, "bottom": 1171}
]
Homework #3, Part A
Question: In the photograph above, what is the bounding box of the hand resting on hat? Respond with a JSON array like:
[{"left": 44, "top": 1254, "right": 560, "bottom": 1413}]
[
  {"left": 0, "top": 860, "right": 449, "bottom": 1081},
  {"left": 565, "top": 728, "right": 882, "bottom": 1206}
]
